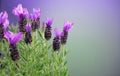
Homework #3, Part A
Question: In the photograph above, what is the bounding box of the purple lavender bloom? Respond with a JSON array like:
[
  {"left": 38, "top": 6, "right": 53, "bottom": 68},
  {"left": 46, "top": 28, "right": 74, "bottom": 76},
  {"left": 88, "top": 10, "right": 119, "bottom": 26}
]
[
  {"left": 13, "top": 4, "right": 28, "bottom": 32},
  {"left": 29, "top": 8, "right": 40, "bottom": 30},
  {"left": 54, "top": 28, "right": 61, "bottom": 38},
  {"left": 26, "top": 23, "right": 31, "bottom": 33},
  {"left": 46, "top": 18, "right": 53, "bottom": 27},
  {"left": 4, "top": 31, "right": 22, "bottom": 61},
  {"left": 12, "top": 4, "right": 28, "bottom": 18},
  {"left": 61, "top": 20, "right": 74, "bottom": 44},
  {"left": 29, "top": 8, "right": 41, "bottom": 21},
  {"left": 44, "top": 18, "right": 53, "bottom": 40},
  {"left": 53, "top": 28, "right": 61, "bottom": 51},
  {"left": 63, "top": 20, "right": 73, "bottom": 32},
  {"left": 25, "top": 23, "right": 32, "bottom": 44},
  {"left": 4, "top": 31, "right": 22, "bottom": 44},
  {"left": 0, "top": 11, "right": 9, "bottom": 39}
]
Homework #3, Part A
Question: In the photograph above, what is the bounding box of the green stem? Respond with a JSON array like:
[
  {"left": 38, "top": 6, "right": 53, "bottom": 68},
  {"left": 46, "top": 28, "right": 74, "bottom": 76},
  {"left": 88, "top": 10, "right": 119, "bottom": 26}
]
[{"left": 61, "top": 45, "right": 68, "bottom": 76}]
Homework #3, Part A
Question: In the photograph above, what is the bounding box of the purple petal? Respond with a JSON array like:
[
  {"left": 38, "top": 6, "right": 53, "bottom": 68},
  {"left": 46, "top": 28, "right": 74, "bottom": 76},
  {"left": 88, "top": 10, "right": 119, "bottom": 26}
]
[
  {"left": 23, "top": 8, "right": 29, "bottom": 17},
  {"left": 0, "top": 11, "right": 8, "bottom": 24},
  {"left": 4, "top": 32, "right": 12, "bottom": 43},
  {"left": 54, "top": 28, "right": 61, "bottom": 38},
  {"left": 0, "top": 11, "right": 9, "bottom": 31},
  {"left": 3, "top": 19, "right": 9, "bottom": 32},
  {"left": 12, "top": 7, "right": 19, "bottom": 16},
  {"left": 17, "top": 4, "right": 23, "bottom": 14},
  {"left": 63, "top": 20, "right": 73, "bottom": 32},
  {"left": 46, "top": 18, "right": 53, "bottom": 27},
  {"left": 29, "top": 13, "right": 37, "bottom": 21},
  {"left": 0, "top": 12, "right": 3, "bottom": 17},
  {"left": 2, "top": 11, "right": 8, "bottom": 22},
  {"left": 26, "top": 23, "right": 31, "bottom": 32},
  {"left": 12, "top": 32, "right": 22, "bottom": 44}
]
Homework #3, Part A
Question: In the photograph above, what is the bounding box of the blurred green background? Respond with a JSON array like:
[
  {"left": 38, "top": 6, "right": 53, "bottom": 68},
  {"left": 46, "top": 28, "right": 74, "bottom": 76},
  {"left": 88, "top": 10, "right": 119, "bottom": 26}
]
[{"left": 0, "top": 0, "right": 120, "bottom": 76}]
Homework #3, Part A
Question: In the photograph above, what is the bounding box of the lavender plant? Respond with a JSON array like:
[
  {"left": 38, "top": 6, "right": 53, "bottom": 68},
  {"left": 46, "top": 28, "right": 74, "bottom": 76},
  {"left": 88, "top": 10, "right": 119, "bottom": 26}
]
[
  {"left": 12, "top": 4, "right": 28, "bottom": 32},
  {"left": 0, "top": 4, "right": 73, "bottom": 76}
]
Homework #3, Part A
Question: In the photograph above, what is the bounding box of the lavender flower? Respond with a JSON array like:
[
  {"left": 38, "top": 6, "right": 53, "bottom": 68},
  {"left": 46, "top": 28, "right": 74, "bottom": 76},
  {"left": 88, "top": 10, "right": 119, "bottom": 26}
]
[
  {"left": 53, "top": 28, "right": 61, "bottom": 51},
  {"left": 12, "top": 4, "right": 28, "bottom": 32},
  {"left": 29, "top": 8, "right": 40, "bottom": 30},
  {"left": 4, "top": 31, "right": 22, "bottom": 61},
  {"left": 25, "top": 23, "right": 32, "bottom": 44},
  {"left": 44, "top": 18, "right": 53, "bottom": 40},
  {"left": 0, "top": 11, "right": 9, "bottom": 39},
  {"left": 61, "top": 20, "right": 73, "bottom": 44},
  {"left": 63, "top": 20, "right": 73, "bottom": 32},
  {"left": 12, "top": 4, "right": 28, "bottom": 18}
]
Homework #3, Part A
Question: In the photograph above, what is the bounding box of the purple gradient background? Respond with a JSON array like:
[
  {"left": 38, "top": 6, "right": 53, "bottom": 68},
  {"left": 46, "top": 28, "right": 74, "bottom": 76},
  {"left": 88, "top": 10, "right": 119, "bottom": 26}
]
[{"left": 0, "top": 0, "right": 120, "bottom": 76}]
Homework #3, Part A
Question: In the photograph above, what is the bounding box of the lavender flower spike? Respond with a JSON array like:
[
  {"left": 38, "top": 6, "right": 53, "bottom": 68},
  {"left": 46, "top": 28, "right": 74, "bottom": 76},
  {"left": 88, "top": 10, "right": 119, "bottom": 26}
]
[
  {"left": 44, "top": 18, "right": 53, "bottom": 40},
  {"left": 25, "top": 23, "right": 32, "bottom": 44},
  {"left": 53, "top": 28, "right": 61, "bottom": 51},
  {"left": 12, "top": 4, "right": 28, "bottom": 18},
  {"left": 61, "top": 20, "right": 74, "bottom": 44},
  {"left": 13, "top": 4, "right": 28, "bottom": 32},
  {"left": 4, "top": 31, "right": 22, "bottom": 61}
]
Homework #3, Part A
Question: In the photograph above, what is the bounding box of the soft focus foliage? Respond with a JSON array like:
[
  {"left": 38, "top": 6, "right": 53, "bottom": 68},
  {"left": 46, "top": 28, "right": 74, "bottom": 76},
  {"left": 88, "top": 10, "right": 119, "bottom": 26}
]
[{"left": 0, "top": 4, "right": 73, "bottom": 76}]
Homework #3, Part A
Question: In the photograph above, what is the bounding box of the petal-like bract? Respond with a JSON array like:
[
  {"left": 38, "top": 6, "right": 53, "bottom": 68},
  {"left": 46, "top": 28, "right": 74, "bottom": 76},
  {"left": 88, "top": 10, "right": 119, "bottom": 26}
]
[
  {"left": 54, "top": 28, "right": 61, "bottom": 38},
  {"left": 4, "top": 31, "right": 22, "bottom": 44},
  {"left": 12, "top": 4, "right": 28, "bottom": 18},
  {"left": 46, "top": 18, "right": 53, "bottom": 27},
  {"left": 63, "top": 20, "right": 73, "bottom": 32},
  {"left": 26, "top": 23, "right": 31, "bottom": 32}
]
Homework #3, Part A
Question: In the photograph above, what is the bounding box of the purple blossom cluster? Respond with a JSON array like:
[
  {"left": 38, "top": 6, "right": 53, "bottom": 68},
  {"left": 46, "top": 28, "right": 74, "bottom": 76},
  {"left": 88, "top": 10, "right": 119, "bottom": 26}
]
[
  {"left": 0, "top": 4, "right": 73, "bottom": 61},
  {"left": 53, "top": 20, "right": 73, "bottom": 51}
]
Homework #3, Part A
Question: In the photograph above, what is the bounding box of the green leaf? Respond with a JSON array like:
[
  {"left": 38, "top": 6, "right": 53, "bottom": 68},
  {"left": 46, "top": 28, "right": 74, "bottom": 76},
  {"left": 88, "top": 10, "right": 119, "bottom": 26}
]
[{"left": 38, "top": 30, "right": 44, "bottom": 40}]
